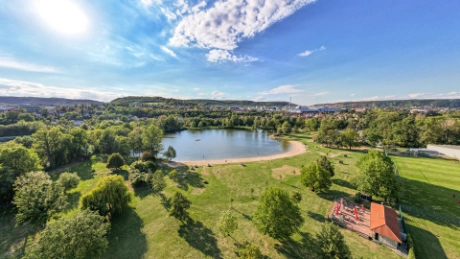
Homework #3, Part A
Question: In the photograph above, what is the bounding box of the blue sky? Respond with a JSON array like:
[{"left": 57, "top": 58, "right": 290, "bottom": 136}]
[{"left": 0, "top": 0, "right": 459, "bottom": 104}]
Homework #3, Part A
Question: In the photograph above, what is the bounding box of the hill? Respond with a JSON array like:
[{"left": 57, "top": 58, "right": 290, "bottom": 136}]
[
  {"left": 110, "top": 96, "right": 292, "bottom": 107},
  {"left": 316, "top": 99, "right": 460, "bottom": 109},
  {"left": 0, "top": 96, "right": 103, "bottom": 106}
]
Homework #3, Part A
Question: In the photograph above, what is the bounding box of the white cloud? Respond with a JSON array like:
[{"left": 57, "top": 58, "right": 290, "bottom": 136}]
[
  {"left": 140, "top": 0, "right": 161, "bottom": 8},
  {"left": 312, "top": 92, "right": 329, "bottom": 96},
  {"left": 193, "top": 88, "right": 200, "bottom": 91},
  {"left": 206, "top": 50, "right": 258, "bottom": 63},
  {"left": 169, "top": 0, "right": 316, "bottom": 50},
  {"left": 363, "top": 96, "right": 380, "bottom": 101},
  {"left": 161, "top": 7, "right": 177, "bottom": 21},
  {"left": 350, "top": 93, "right": 355, "bottom": 96},
  {"left": 212, "top": 91, "right": 227, "bottom": 97},
  {"left": 298, "top": 46, "right": 325, "bottom": 57},
  {"left": 298, "top": 50, "right": 312, "bottom": 57},
  {"left": 198, "top": 92, "right": 207, "bottom": 96},
  {"left": 447, "top": 91, "right": 458, "bottom": 95},
  {"left": 254, "top": 96, "right": 266, "bottom": 101},
  {"left": 160, "top": 46, "right": 177, "bottom": 58},
  {"left": 0, "top": 78, "right": 125, "bottom": 102},
  {"left": 408, "top": 93, "right": 426, "bottom": 98},
  {"left": 260, "top": 85, "right": 303, "bottom": 95},
  {"left": 0, "top": 57, "right": 57, "bottom": 73}
]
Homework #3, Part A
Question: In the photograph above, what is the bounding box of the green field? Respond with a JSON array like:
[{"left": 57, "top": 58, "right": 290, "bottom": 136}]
[
  {"left": 2, "top": 135, "right": 404, "bottom": 259},
  {"left": 393, "top": 156, "right": 460, "bottom": 259}
]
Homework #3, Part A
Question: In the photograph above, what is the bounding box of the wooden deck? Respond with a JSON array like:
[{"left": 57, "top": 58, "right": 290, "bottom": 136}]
[{"left": 328, "top": 200, "right": 372, "bottom": 238}]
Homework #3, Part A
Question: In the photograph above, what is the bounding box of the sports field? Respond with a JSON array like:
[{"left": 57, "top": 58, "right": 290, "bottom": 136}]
[
  {"left": 1, "top": 134, "right": 403, "bottom": 259},
  {"left": 393, "top": 156, "right": 460, "bottom": 259}
]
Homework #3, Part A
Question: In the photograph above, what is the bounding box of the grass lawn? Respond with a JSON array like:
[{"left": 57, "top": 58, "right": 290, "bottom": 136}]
[
  {"left": 1, "top": 134, "right": 402, "bottom": 259},
  {"left": 393, "top": 156, "right": 460, "bottom": 259}
]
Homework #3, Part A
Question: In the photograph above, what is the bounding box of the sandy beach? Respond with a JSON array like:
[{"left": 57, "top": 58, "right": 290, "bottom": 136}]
[{"left": 178, "top": 141, "right": 306, "bottom": 166}]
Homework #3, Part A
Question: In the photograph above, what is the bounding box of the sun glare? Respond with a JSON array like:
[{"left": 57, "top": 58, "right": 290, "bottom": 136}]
[{"left": 35, "top": 0, "right": 89, "bottom": 36}]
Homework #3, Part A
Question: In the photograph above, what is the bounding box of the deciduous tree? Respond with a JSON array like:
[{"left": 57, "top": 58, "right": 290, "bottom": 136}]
[
  {"left": 57, "top": 172, "right": 80, "bottom": 193},
  {"left": 142, "top": 124, "right": 163, "bottom": 158},
  {"left": 106, "top": 153, "right": 125, "bottom": 171},
  {"left": 253, "top": 186, "right": 304, "bottom": 239},
  {"left": 80, "top": 175, "right": 130, "bottom": 219},
  {"left": 163, "top": 145, "right": 177, "bottom": 161},
  {"left": 317, "top": 156, "right": 335, "bottom": 177},
  {"left": 301, "top": 163, "right": 332, "bottom": 193},
  {"left": 316, "top": 223, "right": 352, "bottom": 259},
  {"left": 13, "top": 171, "right": 67, "bottom": 225},
  {"left": 25, "top": 210, "right": 109, "bottom": 259},
  {"left": 219, "top": 210, "right": 238, "bottom": 237},
  {"left": 169, "top": 191, "right": 191, "bottom": 222}
]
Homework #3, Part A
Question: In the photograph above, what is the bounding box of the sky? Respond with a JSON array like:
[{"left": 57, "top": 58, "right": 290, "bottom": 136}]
[{"left": 0, "top": 0, "right": 459, "bottom": 105}]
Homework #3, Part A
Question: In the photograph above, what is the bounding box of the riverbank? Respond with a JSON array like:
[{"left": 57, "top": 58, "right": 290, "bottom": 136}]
[{"left": 180, "top": 140, "right": 306, "bottom": 165}]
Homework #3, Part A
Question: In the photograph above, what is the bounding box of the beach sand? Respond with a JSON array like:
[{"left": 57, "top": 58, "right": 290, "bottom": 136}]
[{"left": 179, "top": 141, "right": 306, "bottom": 166}]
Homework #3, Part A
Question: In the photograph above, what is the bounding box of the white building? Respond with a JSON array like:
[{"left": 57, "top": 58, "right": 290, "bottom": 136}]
[{"left": 426, "top": 145, "right": 460, "bottom": 159}]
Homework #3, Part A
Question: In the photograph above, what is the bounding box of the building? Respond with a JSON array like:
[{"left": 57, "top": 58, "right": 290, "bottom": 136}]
[
  {"left": 426, "top": 145, "right": 460, "bottom": 159},
  {"left": 370, "top": 203, "right": 402, "bottom": 249}
]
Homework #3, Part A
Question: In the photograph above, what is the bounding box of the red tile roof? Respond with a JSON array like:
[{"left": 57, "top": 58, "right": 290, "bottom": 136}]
[{"left": 370, "top": 203, "right": 402, "bottom": 243}]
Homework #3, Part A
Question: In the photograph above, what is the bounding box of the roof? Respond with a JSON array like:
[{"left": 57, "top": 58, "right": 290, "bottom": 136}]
[{"left": 370, "top": 203, "right": 402, "bottom": 243}]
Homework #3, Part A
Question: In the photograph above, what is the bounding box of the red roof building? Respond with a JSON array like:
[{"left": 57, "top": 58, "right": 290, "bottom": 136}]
[{"left": 370, "top": 203, "right": 402, "bottom": 249}]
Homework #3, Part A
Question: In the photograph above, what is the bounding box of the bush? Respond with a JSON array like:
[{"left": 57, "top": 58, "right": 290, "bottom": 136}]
[
  {"left": 238, "top": 242, "right": 263, "bottom": 259},
  {"left": 57, "top": 172, "right": 80, "bottom": 193},
  {"left": 140, "top": 151, "right": 155, "bottom": 161},
  {"left": 128, "top": 169, "right": 152, "bottom": 187},
  {"left": 106, "top": 153, "right": 125, "bottom": 171},
  {"left": 130, "top": 161, "right": 150, "bottom": 173}
]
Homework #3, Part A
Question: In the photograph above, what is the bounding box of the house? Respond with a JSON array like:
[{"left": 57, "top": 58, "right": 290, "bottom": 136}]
[{"left": 370, "top": 203, "right": 402, "bottom": 249}]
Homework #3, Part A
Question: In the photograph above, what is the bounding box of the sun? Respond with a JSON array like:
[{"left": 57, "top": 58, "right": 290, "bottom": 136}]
[{"left": 35, "top": 0, "right": 89, "bottom": 36}]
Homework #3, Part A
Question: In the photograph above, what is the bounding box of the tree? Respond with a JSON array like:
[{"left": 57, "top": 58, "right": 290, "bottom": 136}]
[
  {"left": 32, "top": 126, "right": 62, "bottom": 168},
  {"left": 13, "top": 171, "right": 67, "bottom": 225},
  {"left": 305, "top": 118, "right": 320, "bottom": 131},
  {"left": 169, "top": 191, "right": 191, "bottom": 222},
  {"left": 341, "top": 128, "right": 359, "bottom": 149},
  {"left": 163, "top": 145, "right": 177, "bottom": 161},
  {"left": 106, "top": 153, "right": 125, "bottom": 171},
  {"left": 0, "top": 145, "right": 41, "bottom": 175},
  {"left": 281, "top": 121, "right": 292, "bottom": 134},
  {"left": 253, "top": 186, "right": 304, "bottom": 239},
  {"left": 301, "top": 163, "right": 332, "bottom": 193},
  {"left": 238, "top": 242, "right": 263, "bottom": 259},
  {"left": 152, "top": 170, "right": 166, "bottom": 192},
  {"left": 142, "top": 124, "right": 163, "bottom": 158},
  {"left": 219, "top": 210, "right": 238, "bottom": 237},
  {"left": 25, "top": 210, "right": 109, "bottom": 259},
  {"left": 316, "top": 223, "right": 352, "bottom": 259},
  {"left": 318, "top": 156, "right": 335, "bottom": 177},
  {"left": 57, "top": 172, "right": 80, "bottom": 193},
  {"left": 357, "top": 150, "right": 400, "bottom": 203},
  {"left": 128, "top": 128, "right": 143, "bottom": 157},
  {"left": 80, "top": 175, "right": 130, "bottom": 219},
  {"left": 291, "top": 190, "right": 302, "bottom": 204}
]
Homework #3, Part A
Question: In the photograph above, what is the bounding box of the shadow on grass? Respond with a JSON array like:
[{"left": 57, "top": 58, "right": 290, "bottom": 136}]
[
  {"left": 134, "top": 187, "right": 155, "bottom": 199},
  {"left": 401, "top": 177, "right": 460, "bottom": 229},
  {"left": 274, "top": 232, "right": 317, "bottom": 259},
  {"left": 332, "top": 179, "right": 357, "bottom": 190},
  {"left": 405, "top": 218, "right": 448, "bottom": 259},
  {"left": 159, "top": 193, "right": 171, "bottom": 211},
  {"left": 307, "top": 211, "right": 326, "bottom": 223},
  {"left": 63, "top": 191, "right": 81, "bottom": 212},
  {"left": 0, "top": 208, "right": 42, "bottom": 258},
  {"left": 168, "top": 167, "right": 205, "bottom": 191},
  {"left": 178, "top": 219, "right": 222, "bottom": 259},
  {"left": 102, "top": 208, "right": 147, "bottom": 259},
  {"left": 281, "top": 182, "right": 301, "bottom": 189},
  {"left": 318, "top": 190, "right": 352, "bottom": 202},
  {"left": 113, "top": 170, "right": 129, "bottom": 180},
  {"left": 232, "top": 208, "right": 252, "bottom": 221}
]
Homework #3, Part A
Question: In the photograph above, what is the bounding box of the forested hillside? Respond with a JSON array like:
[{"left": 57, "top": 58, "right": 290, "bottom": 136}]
[{"left": 317, "top": 99, "right": 460, "bottom": 109}]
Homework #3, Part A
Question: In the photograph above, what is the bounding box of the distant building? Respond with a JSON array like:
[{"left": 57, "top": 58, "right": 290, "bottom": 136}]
[
  {"left": 426, "top": 145, "right": 460, "bottom": 159},
  {"left": 370, "top": 203, "right": 402, "bottom": 249}
]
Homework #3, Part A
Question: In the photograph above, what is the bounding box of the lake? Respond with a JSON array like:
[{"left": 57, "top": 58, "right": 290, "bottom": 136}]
[{"left": 161, "top": 129, "right": 292, "bottom": 161}]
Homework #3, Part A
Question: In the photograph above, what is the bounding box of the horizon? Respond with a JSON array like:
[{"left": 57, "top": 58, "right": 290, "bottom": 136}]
[{"left": 1, "top": 0, "right": 460, "bottom": 104}]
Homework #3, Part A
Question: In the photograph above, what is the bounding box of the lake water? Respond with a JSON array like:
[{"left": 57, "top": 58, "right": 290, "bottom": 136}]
[{"left": 161, "top": 129, "right": 292, "bottom": 161}]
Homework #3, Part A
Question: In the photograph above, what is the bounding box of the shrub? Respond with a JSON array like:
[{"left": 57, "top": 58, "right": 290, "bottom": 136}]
[
  {"left": 57, "top": 172, "right": 80, "bottom": 193},
  {"left": 106, "top": 153, "right": 125, "bottom": 171},
  {"left": 128, "top": 169, "right": 152, "bottom": 187}
]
